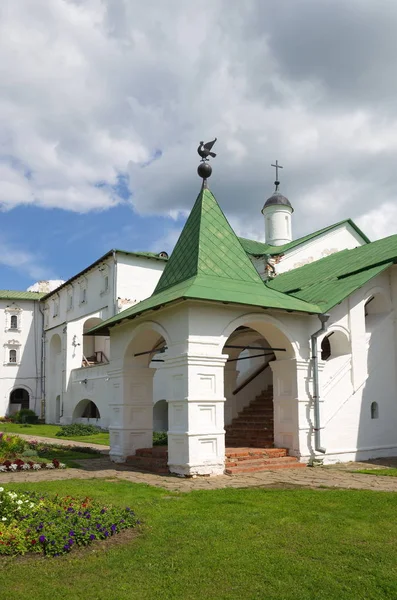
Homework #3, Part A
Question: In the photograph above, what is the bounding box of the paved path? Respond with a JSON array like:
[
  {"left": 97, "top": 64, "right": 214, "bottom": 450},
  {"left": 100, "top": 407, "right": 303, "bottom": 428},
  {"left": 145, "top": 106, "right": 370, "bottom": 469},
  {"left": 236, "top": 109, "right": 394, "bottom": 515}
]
[
  {"left": 3, "top": 432, "right": 397, "bottom": 493},
  {"left": 2, "top": 455, "right": 397, "bottom": 493}
]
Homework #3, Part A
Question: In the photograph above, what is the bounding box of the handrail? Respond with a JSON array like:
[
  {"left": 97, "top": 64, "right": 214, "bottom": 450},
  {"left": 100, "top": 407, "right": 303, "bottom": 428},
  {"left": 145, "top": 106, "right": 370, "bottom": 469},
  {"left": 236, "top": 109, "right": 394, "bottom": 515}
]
[{"left": 232, "top": 362, "right": 271, "bottom": 396}]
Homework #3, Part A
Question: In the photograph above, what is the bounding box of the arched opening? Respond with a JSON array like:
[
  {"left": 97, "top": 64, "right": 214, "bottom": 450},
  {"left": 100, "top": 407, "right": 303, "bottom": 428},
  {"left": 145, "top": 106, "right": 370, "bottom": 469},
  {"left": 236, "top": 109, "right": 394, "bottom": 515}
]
[
  {"left": 153, "top": 399, "right": 168, "bottom": 432},
  {"left": 73, "top": 399, "right": 101, "bottom": 421},
  {"left": 9, "top": 388, "right": 30, "bottom": 415},
  {"left": 321, "top": 330, "right": 350, "bottom": 361},
  {"left": 82, "top": 318, "right": 110, "bottom": 366},
  {"left": 364, "top": 292, "right": 390, "bottom": 338},
  {"left": 10, "top": 315, "right": 18, "bottom": 330},
  {"left": 221, "top": 318, "right": 296, "bottom": 452},
  {"left": 117, "top": 327, "right": 167, "bottom": 457}
]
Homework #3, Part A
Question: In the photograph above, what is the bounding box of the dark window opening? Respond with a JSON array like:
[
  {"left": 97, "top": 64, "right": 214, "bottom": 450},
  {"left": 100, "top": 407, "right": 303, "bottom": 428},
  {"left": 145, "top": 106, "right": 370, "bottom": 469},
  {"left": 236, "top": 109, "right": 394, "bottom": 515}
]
[
  {"left": 321, "top": 335, "right": 331, "bottom": 361},
  {"left": 371, "top": 401, "right": 379, "bottom": 419},
  {"left": 10, "top": 315, "right": 18, "bottom": 329},
  {"left": 81, "top": 401, "right": 100, "bottom": 419}
]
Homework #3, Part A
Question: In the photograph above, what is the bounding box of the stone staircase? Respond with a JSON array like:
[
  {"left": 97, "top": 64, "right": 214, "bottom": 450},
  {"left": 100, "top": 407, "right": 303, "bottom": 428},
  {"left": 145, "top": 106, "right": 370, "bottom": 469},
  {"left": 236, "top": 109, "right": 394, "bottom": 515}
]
[
  {"left": 225, "top": 386, "right": 275, "bottom": 448},
  {"left": 124, "top": 386, "right": 305, "bottom": 475},
  {"left": 224, "top": 447, "right": 304, "bottom": 474},
  {"left": 126, "top": 446, "right": 169, "bottom": 474}
]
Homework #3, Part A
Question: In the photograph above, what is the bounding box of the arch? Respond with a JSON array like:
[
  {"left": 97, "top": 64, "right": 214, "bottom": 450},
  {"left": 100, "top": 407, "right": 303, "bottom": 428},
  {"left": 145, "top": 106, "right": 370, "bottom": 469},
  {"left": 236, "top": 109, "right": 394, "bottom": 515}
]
[
  {"left": 83, "top": 317, "right": 109, "bottom": 365},
  {"left": 9, "top": 387, "right": 30, "bottom": 410},
  {"left": 220, "top": 312, "right": 297, "bottom": 359},
  {"left": 320, "top": 329, "right": 350, "bottom": 359},
  {"left": 50, "top": 333, "right": 62, "bottom": 355},
  {"left": 363, "top": 286, "right": 391, "bottom": 315},
  {"left": 153, "top": 399, "right": 168, "bottom": 432},
  {"left": 123, "top": 323, "right": 169, "bottom": 369},
  {"left": 73, "top": 399, "right": 101, "bottom": 420},
  {"left": 119, "top": 320, "right": 172, "bottom": 362}
]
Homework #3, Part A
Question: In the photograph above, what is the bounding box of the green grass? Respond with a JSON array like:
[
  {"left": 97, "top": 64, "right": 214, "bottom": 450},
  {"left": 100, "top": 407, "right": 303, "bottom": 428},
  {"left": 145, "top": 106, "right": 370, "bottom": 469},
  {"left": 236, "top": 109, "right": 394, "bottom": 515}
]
[
  {"left": 1, "top": 480, "right": 397, "bottom": 600},
  {"left": 356, "top": 468, "right": 397, "bottom": 477},
  {"left": 0, "top": 423, "right": 109, "bottom": 445}
]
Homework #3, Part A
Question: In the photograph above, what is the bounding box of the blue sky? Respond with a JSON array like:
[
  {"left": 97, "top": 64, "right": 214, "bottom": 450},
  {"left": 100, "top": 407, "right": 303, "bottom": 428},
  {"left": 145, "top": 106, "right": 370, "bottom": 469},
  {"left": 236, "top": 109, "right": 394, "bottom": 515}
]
[{"left": 1, "top": 1, "right": 397, "bottom": 291}]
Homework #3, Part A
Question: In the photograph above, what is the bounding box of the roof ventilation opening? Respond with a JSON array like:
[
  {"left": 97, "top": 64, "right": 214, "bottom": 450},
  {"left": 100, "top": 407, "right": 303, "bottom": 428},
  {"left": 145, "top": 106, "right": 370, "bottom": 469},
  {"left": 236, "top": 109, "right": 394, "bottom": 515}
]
[{"left": 158, "top": 251, "right": 169, "bottom": 259}]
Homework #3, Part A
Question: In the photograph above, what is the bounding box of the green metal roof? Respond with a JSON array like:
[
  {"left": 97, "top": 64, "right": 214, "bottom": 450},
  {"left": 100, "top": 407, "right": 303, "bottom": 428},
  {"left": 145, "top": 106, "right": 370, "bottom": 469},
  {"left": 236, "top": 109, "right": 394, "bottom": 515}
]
[
  {"left": 0, "top": 290, "right": 45, "bottom": 301},
  {"left": 268, "top": 234, "right": 397, "bottom": 311},
  {"left": 89, "top": 187, "right": 321, "bottom": 335},
  {"left": 239, "top": 218, "right": 370, "bottom": 256}
]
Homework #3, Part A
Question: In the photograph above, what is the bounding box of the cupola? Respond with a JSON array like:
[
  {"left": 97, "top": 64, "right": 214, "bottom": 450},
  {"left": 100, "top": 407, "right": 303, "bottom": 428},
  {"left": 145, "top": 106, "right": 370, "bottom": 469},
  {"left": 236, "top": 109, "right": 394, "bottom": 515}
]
[{"left": 261, "top": 160, "right": 293, "bottom": 246}]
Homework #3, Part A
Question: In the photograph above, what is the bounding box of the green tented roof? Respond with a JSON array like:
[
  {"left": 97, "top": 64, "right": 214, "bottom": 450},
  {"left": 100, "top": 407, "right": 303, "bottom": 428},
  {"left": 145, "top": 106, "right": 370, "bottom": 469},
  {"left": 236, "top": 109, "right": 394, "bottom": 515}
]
[
  {"left": 89, "top": 188, "right": 321, "bottom": 335},
  {"left": 239, "top": 218, "right": 370, "bottom": 256},
  {"left": 0, "top": 291, "right": 45, "bottom": 301},
  {"left": 268, "top": 234, "right": 397, "bottom": 311}
]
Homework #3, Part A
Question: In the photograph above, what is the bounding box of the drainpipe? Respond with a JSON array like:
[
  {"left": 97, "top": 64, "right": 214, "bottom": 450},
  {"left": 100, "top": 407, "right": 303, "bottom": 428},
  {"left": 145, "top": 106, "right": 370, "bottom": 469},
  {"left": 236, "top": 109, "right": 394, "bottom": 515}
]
[
  {"left": 311, "top": 313, "right": 330, "bottom": 454},
  {"left": 112, "top": 250, "right": 117, "bottom": 316},
  {"left": 38, "top": 302, "right": 46, "bottom": 420}
]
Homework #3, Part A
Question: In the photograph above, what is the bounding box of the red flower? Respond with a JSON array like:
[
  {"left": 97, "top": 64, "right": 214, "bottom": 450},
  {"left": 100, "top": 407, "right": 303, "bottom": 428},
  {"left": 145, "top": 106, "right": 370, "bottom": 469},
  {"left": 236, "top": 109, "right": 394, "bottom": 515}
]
[{"left": 31, "top": 539, "right": 37, "bottom": 545}]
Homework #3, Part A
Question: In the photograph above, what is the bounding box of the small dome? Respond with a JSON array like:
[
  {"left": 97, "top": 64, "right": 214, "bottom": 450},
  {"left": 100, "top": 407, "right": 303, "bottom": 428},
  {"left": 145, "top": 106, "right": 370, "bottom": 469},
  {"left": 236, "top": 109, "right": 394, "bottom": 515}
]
[{"left": 262, "top": 192, "right": 294, "bottom": 213}]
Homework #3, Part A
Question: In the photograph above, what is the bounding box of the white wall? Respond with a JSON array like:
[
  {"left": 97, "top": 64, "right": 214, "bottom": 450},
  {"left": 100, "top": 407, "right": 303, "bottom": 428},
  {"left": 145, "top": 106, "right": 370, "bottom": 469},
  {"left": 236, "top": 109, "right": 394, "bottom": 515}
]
[
  {"left": 0, "top": 299, "right": 43, "bottom": 417},
  {"left": 116, "top": 254, "right": 165, "bottom": 311},
  {"left": 252, "top": 222, "right": 367, "bottom": 279}
]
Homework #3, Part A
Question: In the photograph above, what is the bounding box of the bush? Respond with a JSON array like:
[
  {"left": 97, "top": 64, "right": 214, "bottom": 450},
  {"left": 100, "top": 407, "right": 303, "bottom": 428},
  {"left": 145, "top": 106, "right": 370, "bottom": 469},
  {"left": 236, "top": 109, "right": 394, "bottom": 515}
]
[
  {"left": 153, "top": 432, "right": 168, "bottom": 446},
  {"left": 0, "top": 433, "right": 26, "bottom": 459},
  {"left": 13, "top": 409, "right": 39, "bottom": 424},
  {"left": 0, "top": 487, "right": 138, "bottom": 556},
  {"left": 55, "top": 424, "right": 104, "bottom": 438}
]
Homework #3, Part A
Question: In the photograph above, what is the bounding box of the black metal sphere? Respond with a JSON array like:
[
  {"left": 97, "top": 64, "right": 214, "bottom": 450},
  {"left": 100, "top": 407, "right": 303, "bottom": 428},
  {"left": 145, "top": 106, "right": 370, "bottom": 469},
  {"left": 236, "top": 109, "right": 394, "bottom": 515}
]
[{"left": 197, "top": 161, "right": 212, "bottom": 179}]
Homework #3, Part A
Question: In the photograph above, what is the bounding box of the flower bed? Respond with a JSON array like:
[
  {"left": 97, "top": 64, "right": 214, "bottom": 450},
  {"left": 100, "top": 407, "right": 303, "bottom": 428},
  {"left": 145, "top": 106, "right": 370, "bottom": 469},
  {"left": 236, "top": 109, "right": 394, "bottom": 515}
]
[
  {"left": 0, "top": 487, "right": 138, "bottom": 556},
  {"left": 0, "top": 458, "right": 66, "bottom": 472}
]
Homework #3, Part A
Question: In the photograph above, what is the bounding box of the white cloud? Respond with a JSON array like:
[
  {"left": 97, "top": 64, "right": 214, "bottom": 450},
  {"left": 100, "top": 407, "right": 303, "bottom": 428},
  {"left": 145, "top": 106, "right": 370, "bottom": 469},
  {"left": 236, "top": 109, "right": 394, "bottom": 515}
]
[
  {"left": 0, "top": 0, "right": 397, "bottom": 243},
  {"left": 0, "top": 238, "right": 55, "bottom": 281}
]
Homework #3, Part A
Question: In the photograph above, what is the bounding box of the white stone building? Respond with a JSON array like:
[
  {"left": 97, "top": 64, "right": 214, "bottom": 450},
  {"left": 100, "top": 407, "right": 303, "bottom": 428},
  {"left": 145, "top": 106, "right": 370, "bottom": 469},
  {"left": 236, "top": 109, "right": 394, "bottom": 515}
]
[{"left": 1, "top": 170, "right": 397, "bottom": 476}]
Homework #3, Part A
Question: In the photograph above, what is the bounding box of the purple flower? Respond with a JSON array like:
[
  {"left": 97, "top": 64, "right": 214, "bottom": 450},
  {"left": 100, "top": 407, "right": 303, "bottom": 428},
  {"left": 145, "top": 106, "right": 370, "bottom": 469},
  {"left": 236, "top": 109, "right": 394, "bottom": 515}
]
[
  {"left": 89, "top": 534, "right": 96, "bottom": 541},
  {"left": 104, "top": 531, "right": 109, "bottom": 537},
  {"left": 68, "top": 538, "right": 74, "bottom": 545},
  {"left": 67, "top": 507, "right": 74, "bottom": 513},
  {"left": 86, "top": 513, "right": 91, "bottom": 519},
  {"left": 39, "top": 535, "right": 46, "bottom": 543},
  {"left": 63, "top": 545, "right": 69, "bottom": 551},
  {"left": 100, "top": 509, "right": 106, "bottom": 514},
  {"left": 111, "top": 525, "right": 116, "bottom": 531},
  {"left": 69, "top": 531, "right": 75, "bottom": 536}
]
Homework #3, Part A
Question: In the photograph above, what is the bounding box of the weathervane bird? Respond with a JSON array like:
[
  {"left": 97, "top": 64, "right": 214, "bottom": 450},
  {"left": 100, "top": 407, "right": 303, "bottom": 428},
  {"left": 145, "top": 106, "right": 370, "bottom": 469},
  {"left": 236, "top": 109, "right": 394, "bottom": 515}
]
[{"left": 197, "top": 138, "right": 217, "bottom": 161}]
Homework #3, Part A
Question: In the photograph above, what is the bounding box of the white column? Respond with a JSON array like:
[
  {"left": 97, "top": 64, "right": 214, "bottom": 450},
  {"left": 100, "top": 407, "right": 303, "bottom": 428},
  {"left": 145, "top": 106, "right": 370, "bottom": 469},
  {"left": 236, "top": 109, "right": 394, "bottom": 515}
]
[
  {"left": 108, "top": 363, "right": 155, "bottom": 462},
  {"left": 224, "top": 362, "right": 239, "bottom": 425},
  {"left": 269, "top": 358, "right": 300, "bottom": 455},
  {"left": 164, "top": 353, "right": 228, "bottom": 476}
]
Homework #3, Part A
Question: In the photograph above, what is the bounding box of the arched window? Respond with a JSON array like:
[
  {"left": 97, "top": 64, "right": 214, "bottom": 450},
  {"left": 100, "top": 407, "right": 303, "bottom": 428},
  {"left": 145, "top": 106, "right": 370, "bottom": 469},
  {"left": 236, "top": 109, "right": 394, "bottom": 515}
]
[
  {"left": 321, "top": 335, "right": 332, "bottom": 360},
  {"left": 371, "top": 402, "right": 379, "bottom": 419},
  {"left": 9, "top": 349, "right": 17, "bottom": 363},
  {"left": 10, "top": 315, "right": 18, "bottom": 329}
]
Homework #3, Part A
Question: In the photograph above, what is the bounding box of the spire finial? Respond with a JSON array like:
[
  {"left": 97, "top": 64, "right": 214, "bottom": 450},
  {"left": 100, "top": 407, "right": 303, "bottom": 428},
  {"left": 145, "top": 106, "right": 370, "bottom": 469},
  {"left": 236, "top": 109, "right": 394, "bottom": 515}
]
[
  {"left": 271, "top": 159, "right": 283, "bottom": 191},
  {"left": 197, "top": 138, "right": 217, "bottom": 187}
]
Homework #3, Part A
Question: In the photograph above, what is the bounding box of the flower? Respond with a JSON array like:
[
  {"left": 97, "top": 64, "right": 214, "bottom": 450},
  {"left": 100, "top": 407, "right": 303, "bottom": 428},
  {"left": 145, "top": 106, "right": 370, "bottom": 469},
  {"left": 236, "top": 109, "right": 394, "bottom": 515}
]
[
  {"left": 89, "top": 534, "right": 96, "bottom": 540},
  {"left": 0, "top": 487, "right": 3, "bottom": 492},
  {"left": 39, "top": 535, "right": 46, "bottom": 543}
]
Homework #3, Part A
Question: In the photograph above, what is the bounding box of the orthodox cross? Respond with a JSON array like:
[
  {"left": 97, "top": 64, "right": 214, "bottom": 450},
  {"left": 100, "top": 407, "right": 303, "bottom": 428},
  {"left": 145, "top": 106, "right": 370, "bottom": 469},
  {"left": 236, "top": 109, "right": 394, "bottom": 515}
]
[{"left": 271, "top": 160, "right": 283, "bottom": 190}]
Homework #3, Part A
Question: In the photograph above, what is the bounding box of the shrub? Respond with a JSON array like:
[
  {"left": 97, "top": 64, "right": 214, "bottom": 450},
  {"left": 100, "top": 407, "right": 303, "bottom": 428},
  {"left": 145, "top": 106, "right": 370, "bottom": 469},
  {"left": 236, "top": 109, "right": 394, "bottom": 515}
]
[
  {"left": 55, "top": 424, "right": 104, "bottom": 437},
  {"left": 13, "top": 409, "right": 39, "bottom": 424},
  {"left": 153, "top": 432, "right": 168, "bottom": 446},
  {"left": 0, "top": 433, "right": 26, "bottom": 458},
  {"left": 0, "top": 487, "right": 138, "bottom": 556}
]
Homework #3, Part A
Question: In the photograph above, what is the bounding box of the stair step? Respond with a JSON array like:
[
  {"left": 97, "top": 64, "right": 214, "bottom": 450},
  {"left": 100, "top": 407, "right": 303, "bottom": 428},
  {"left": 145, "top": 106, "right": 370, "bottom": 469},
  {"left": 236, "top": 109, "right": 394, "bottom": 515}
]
[
  {"left": 225, "top": 456, "right": 298, "bottom": 468},
  {"left": 225, "top": 447, "right": 288, "bottom": 458}
]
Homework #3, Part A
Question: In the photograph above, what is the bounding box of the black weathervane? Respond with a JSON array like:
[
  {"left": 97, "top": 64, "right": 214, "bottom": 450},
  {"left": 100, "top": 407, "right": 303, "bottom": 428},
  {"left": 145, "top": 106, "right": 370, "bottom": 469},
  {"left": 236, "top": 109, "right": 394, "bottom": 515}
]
[
  {"left": 271, "top": 159, "right": 283, "bottom": 191},
  {"left": 197, "top": 138, "right": 217, "bottom": 187}
]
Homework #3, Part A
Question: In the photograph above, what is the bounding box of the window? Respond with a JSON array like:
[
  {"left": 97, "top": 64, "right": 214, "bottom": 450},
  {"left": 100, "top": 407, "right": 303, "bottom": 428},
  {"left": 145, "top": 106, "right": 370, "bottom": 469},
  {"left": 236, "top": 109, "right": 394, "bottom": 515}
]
[
  {"left": 10, "top": 315, "right": 18, "bottom": 330},
  {"left": 53, "top": 299, "right": 59, "bottom": 317},
  {"left": 104, "top": 275, "right": 109, "bottom": 291},
  {"left": 9, "top": 349, "right": 17, "bottom": 363},
  {"left": 80, "top": 286, "right": 87, "bottom": 304},
  {"left": 321, "top": 335, "right": 331, "bottom": 361},
  {"left": 371, "top": 402, "right": 379, "bottom": 419}
]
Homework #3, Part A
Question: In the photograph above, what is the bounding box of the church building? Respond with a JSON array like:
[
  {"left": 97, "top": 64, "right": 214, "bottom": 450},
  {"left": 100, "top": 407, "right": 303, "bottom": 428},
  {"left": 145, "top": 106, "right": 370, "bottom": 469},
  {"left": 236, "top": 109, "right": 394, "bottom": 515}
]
[{"left": 1, "top": 152, "right": 397, "bottom": 476}]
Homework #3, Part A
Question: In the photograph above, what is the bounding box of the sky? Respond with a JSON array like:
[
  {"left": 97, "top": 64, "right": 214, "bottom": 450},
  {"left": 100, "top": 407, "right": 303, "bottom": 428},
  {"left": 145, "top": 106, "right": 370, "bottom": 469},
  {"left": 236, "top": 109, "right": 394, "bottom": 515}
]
[{"left": 1, "top": 0, "right": 397, "bottom": 290}]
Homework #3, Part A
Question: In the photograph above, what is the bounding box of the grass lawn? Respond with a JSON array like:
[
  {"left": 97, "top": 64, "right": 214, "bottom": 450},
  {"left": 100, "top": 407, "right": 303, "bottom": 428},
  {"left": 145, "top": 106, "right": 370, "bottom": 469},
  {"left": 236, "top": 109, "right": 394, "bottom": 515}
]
[
  {"left": 0, "top": 423, "right": 109, "bottom": 445},
  {"left": 1, "top": 481, "right": 397, "bottom": 600},
  {"left": 356, "top": 468, "right": 397, "bottom": 477}
]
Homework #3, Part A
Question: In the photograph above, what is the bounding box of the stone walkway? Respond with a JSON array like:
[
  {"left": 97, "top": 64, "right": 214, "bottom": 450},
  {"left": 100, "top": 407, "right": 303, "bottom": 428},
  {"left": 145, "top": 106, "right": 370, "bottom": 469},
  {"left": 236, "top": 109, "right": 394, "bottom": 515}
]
[
  {"left": 2, "top": 455, "right": 397, "bottom": 493},
  {"left": 3, "top": 432, "right": 397, "bottom": 493}
]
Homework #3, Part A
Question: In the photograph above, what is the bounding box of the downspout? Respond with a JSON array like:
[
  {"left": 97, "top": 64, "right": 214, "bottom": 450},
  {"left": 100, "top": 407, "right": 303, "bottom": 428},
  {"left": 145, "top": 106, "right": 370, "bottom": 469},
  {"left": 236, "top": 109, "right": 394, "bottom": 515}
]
[
  {"left": 112, "top": 250, "right": 117, "bottom": 316},
  {"left": 38, "top": 301, "right": 46, "bottom": 420},
  {"left": 311, "top": 313, "right": 330, "bottom": 454}
]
